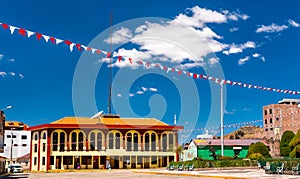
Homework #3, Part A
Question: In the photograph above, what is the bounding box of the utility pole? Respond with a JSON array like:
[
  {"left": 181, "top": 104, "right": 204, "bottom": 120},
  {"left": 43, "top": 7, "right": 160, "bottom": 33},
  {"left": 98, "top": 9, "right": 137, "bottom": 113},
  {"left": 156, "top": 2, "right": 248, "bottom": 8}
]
[
  {"left": 10, "top": 129, "right": 13, "bottom": 170},
  {"left": 220, "top": 83, "right": 224, "bottom": 156},
  {"left": 107, "top": 12, "right": 113, "bottom": 114}
]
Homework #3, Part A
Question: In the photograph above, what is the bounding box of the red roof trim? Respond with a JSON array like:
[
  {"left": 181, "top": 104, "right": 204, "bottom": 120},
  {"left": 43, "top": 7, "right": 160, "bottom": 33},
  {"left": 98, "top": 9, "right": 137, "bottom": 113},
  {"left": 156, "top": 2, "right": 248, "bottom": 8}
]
[{"left": 27, "top": 124, "right": 183, "bottom": 131}]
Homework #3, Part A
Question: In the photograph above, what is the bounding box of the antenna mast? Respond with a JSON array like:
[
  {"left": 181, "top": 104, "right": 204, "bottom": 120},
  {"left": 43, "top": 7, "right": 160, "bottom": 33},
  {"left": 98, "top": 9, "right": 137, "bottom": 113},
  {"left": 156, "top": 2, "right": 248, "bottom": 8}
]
[{"left": 107, "top": 11, "right": 113, "bottom": 114}]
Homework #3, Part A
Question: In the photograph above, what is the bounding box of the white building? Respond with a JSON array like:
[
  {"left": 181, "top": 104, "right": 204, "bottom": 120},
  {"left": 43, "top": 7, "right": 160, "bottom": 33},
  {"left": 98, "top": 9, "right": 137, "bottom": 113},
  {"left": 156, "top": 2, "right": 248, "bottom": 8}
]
[{"left": 0, "top": 121, "right": 31, "bottom": 167}]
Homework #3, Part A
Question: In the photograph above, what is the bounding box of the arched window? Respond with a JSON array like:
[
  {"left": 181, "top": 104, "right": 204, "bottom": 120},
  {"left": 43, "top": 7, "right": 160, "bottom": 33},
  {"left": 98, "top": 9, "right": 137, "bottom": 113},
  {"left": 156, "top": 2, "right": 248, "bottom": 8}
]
[
  {"left": 162, "top": 133, "right": 167, "bottom": 152},
  {"left": 116, "top": 133, "right": 121, "bottom": 149},
  {"left": 133, "top": 133, "right": 138, "bottom": 151},
  {"left": 126, "top": 133, "right": 132, "bottom": 151},
  {"left": 151, "top": 133, "right": 156, "bottom": 151},
  {"left": 42, "top": 132, "right": 46, "bottom": 139},
  {"left": 60, "top": 133, "right": 65, "bottom": 152},
  {"left": 90, "top": 132, "right": 95, "bottom": 151},
  {"left": 71, "top": 132, "right": 77, "bottom": 151},
  {"left": 78, "top": 132, "right": 84, "bottom": 151},
  {"left": 168, "top": 133, "right": 174, "bottom": 150},
  {"left": 108, "top": 133, "right": 114, "bottom": 149},
  {"left": 34, "top": 133, "right": 38, "bottom": 141},
  {"left": 145, "top": 133, "right": 150, "bottom": 151},
  {"left": 97, "top": 133, "right": 102, "bottom": 151},
  {"left": 52, "top": 132, "right": 58, "bottom": 151}
]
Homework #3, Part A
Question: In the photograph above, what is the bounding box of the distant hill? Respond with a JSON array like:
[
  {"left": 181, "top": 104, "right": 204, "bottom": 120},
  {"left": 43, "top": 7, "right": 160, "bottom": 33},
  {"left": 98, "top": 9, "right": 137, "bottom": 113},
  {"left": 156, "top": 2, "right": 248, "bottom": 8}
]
[{"left": 224, "top": 126, "right": 264, "bottom": 140}]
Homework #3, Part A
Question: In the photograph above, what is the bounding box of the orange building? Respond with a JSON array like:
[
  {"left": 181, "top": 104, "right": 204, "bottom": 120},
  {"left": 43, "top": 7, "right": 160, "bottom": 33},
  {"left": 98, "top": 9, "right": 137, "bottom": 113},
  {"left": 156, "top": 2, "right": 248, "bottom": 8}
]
[{"left": 27, "top": 114, "right": 183, "bottom": 172}]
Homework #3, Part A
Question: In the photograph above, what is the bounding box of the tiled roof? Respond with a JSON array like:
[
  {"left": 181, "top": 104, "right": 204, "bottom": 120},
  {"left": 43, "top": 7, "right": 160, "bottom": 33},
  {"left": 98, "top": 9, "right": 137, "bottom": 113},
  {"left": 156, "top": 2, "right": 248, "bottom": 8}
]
[
  {"left": 5, "top": 121, "right": 28, "bottom": 128},
  {"left": 51, "top": 117, "right": 169, "bottom": 126},
  {"left": 193, "top": 139, "right": 265, "bottom": 146}
]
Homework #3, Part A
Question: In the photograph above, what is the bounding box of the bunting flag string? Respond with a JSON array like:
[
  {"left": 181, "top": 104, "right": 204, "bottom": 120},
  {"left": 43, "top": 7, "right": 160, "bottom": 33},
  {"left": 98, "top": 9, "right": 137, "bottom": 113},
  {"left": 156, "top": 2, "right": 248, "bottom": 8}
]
[{"left": 1, "top": 21, "right": 300, "bottom": 95}]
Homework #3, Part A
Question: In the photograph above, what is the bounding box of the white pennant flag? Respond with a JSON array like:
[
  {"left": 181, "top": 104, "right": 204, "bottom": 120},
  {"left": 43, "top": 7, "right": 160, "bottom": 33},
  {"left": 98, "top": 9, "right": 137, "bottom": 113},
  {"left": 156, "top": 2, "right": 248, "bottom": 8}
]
[
  {"left": 9, "top": 26, "right": 17, "bottom": 34},
  {"left": 56, "top": 39, "right": 63, "bottom": 44},
  {"left": 167, "top": 67, "right": 172, "bottom": 73},
  {"left": 81, "top": 45, "right": 87, "bottom": 51},
  {"left": 69, "top": 43, "right": 75, "bottom": 52},
  {"left": 27, "top": 30, "right": 34, "bottom": 38},
  {"left": 91, "top": 48, "right": 96, "bottom": 54},
  {"left": 233, "top": 82, "right": 237, "bottom": 85},
  {"left": 42, "top": 35, "right": 49, "bottom": 42}
]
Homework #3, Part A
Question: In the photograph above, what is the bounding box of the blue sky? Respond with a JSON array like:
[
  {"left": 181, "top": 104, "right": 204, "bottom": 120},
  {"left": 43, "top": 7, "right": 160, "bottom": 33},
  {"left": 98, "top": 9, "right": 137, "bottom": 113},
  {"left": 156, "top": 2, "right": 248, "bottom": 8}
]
[{"left": 0, "top": 0, "right": 300, "bottom": 140}]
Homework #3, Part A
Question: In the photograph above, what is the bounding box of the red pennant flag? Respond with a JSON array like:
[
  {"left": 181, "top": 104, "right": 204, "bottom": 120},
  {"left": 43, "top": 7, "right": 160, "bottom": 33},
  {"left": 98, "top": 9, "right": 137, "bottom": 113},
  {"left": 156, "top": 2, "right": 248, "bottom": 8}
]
[
  {"left": 36, "top": 33, "right": 42, "bottom": 41},
  {"left": 129, "top": 58, "right": 132, "bottom": 63},
  {"left": 2, "top": 23, "right": 9, "bottom": 29},
  {"left": 138, "top": 60, "right": 143, "bottom": 65},
  {"left": 200, "top": 74, "right": 203, "bottom": 78},
  {"left": 76, "top": 44, "right": 82, "bottom": 51},
  {"left": 64, "top": 40, "right": 72, "bottom": 45},
  {"left": 96, "top": 50, "right": 101, "bottom": 54},
  {"left": 178, "top": 70, "right": 182, "bottom": 75},
  {"left": 193, "top": 73, "right": 198, "bottom": 79},
  {"left": 171, "top": 68, "right": 175, "bottom": 73},
  {"left": 18, "top": 28, "right": 26, "bottom": 36},
  {"left": 50, "top": 37, "right": 56, "bottom": 44},
  {"left": 146, "top": 62, "right": 150, "bottom": 67},
  {"left": 118, "top": 56, "right": 122, "bottom": 62},
  {"left": 106, "top": 52, "right": 112, "bottom": 58},
  {"left": 87, "top": 47, "right": 92, "bottom": 51},
  {"left": 164, "top": 66, "right": 167, "bottom": 71}
]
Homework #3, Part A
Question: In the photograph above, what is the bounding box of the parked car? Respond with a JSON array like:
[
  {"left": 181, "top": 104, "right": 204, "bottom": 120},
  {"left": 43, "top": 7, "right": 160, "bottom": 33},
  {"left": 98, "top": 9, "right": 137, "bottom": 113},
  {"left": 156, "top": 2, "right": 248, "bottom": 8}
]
[{"left": 7, "top": 164, "right": 23, "bottom": 173}]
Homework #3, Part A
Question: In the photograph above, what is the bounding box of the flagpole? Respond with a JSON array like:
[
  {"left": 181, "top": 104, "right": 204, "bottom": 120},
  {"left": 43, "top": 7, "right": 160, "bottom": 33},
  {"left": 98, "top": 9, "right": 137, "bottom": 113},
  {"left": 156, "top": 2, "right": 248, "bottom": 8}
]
[{"left": 220, "top": 83, "right": 224, "bottom": 156}]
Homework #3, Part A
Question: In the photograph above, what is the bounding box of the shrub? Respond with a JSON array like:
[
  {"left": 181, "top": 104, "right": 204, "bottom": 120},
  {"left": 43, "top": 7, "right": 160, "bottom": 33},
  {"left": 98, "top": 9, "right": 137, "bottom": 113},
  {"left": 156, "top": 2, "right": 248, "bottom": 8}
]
[
  {"left": 248, "top": 153, "right": 264, "bottom": 161},
  {"left": 247, "top": 142, "right": 270, "bottom": 158},
  {"left": 289, "top": 129, "right": 300, "bottom": 149},
  {"left": 289, "top": 144, "right": 300, "bottom": 158}
]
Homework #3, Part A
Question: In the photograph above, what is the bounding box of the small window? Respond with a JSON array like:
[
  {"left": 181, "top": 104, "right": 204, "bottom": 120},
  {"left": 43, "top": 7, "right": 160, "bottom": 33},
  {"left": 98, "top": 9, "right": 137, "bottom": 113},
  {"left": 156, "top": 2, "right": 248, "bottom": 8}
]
[
  {"left": 13, "top": 144, "right": 18, "bottom": 146},
  {"left": 269, "top": 109, "right": 272, "bottom": 114},
  {"left": 43, "top": 143, "right": 46, "bottom": 152},
  {"left": 12, "top": 135, "right": 16, "bottom": 138},
  {"left": 264, "top": 119, "right": 267, "bottom": 124},
  {"left": 270, "top": 118, "right": 273, "bottom": 124},
  {"left": 50, "top": 156, "right": 54, "bottom": 165},
  {"left": 265, "top": 128, "right": 268, "bottom": 131},
  {"left": 270, "top": 128, "right": 273, "bottom": 131},
  {"left": 22, "top": 144, "right": 27, "bottom": 147},
  {"left": 276, "top": 117, "right": 279, "bottom": 121},
  {"left": 7, "top": 135, "right": 11, "bottom": 138},
  {"left": 264, "top": 110, "right": 267, "bottom": 115},
  {"left": 21, "top": 135, "right": 27, "bottom": 140},
  {"left": 34, "top": 133, "right": 38, "bottom": 141},
  {"left": 34, "top": 157, "right": 37, "bottom": 165},
  {"left": 42, "top": 157, "right": 45, "bottom": 165},
  {"left": 34, "top": 144, "right": 38, "bottom": 153},
  {"left": 4, "top": 144, "right": 6, "bottom": 146}
]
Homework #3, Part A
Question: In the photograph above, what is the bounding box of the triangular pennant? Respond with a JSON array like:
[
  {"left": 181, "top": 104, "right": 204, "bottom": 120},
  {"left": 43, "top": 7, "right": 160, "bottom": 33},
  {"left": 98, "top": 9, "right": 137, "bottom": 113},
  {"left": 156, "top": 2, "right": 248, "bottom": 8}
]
[
  {"left": 50, "top": 37, "right": 56, "bottom": 44},
  {"left": 75, "top": 44, "right": 82, "bottom": 51},
  {"left": 167, "top": 67, "right": 172, "bottom": 73},
  {"left": 18, "top": 28, "right": 26, "bottom": 36},
  {"left": 81, "top": 45, "right": 87, "bottom": 51},
  {"left": 96, "top": 50, "right": 101, "bottom": 54},
  {"left": 1, "top": 23, "right": 9, "bottom": 29},
  {"left": 64, "top": 40, "right": 72, "bottom": 45},
  {"left": 129, "top": 58, "right": 133, "bottom": 64},
  {"left": 106, "top": 52, "right": 112, "bottom": 58},
  {"left": 27, "top": 30, "right": 34, "bottom": 38},
  {"left": 36, "top": 33, "right": 42, "bottom": 41},
  {"left": 56, "top": 38, "right": 63, "bottom": 44},
  {"left": 91, "top": 48, "right": 96, "bottom": 54},
  {"left": 87, "top": 47, "right": 92, "bottom": 51},
  {"left": 69, "top": 43, "right": 75, "bottom": 52},
  {"left": 193, "top": 73, "right": 198, "bottom": 79},
  {"left": 9, "top": 26, "right": 17, "bottom": 34},
  {"left": 42, "top": 35, "right": 49, "bottom": 42},
  {"left": 118, "top": 56, "right": 123, "bottom": 62}
]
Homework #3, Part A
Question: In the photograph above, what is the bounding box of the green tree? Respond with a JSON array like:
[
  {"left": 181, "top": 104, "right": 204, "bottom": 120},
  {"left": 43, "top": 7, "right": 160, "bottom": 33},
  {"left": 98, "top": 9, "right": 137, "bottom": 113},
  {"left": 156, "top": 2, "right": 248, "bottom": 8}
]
[
  {"left": 247, "top": 142, "right": 270, "bottom": 158},
  {"left": 280, "top": 130, "right": 295, "bottom": 156},
  {"left": 289, "top": 129, "right": 300, "bottom": 149},
  {"left": 289, "top": 144, "right": 300, "bottom": 158}
]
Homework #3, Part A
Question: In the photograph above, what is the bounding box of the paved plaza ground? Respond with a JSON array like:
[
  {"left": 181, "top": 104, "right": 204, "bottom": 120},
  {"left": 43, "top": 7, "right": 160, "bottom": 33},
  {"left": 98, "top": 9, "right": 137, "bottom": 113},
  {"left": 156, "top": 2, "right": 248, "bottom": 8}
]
[{"left": 1, "top": 168, "right": 300, "bottom": 179}]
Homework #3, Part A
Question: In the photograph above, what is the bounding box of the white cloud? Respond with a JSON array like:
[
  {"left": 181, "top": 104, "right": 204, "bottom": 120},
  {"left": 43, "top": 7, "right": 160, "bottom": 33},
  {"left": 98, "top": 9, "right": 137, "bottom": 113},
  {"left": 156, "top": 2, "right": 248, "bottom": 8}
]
[
  {"left": 238, "top": 56, "right": 250, "bottom": 65},
  {"left": 0, "top": 54, "right": 3, "bottom": 60},
  {"left": 117, "top": 93, "right": 122, "bottom": 97},
  {"left": 112, "top": 48, "right": 152, "bottom": 68},
  {"left": 260, "top": 56, "right": 266, "bottom": 62},
  {"left": 226, "top": 12, "right": 249, "bottom": 21},
  {"left": 129, "top": 93, "right": 135, "bottom": 97},
  {"left": 19, "top": 73, "right": 24, "bottom": 79},
  {"left": 229, "top": 27, "right": 238, "bottom": 32},
  {"left": 141, "top": 87, "right": 148, "bottom": 92},
  {"left": 208, "top": 57, "right": 219, "bottom": 65},
  {"left": 0, "top": 72, "right": 6, "bottom": 77},
  {"left": 243, "top": 108, "right": 252, "bottom": 112},
  {"left": 104, "top": 27, "right": 133, "bottom": 44},
  {"left": 8, "top": 58, "right": 15, "bottom": 62},
  {"left": 223, "top": 41, "right": 256, "bottom": 55},
  {"left": 136, "top": 91, "right": 144, "bottom": 95},
  {"left": 252, "top": 53, "right": 260, "bottom": 58},
  {"left": 9, "top": 72, "right": 15, "bottom": 76},
  {"left": 224, "top": 109, "right": 235, "bottom": 115},
  {"left": 288, "top": 19, "right": 300, "bottom": 27},
  {"left": 149, "top": 87, "right": 158, "bottom": 92},
  {"left": 256, "top": 23, "right": 288, "bottom": 33}
]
